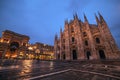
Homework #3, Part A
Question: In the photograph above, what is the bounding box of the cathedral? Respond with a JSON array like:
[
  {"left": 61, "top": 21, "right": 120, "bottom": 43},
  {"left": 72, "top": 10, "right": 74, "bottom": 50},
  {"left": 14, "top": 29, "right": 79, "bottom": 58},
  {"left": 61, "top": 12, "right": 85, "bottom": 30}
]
[{"left": 54, "top": 13, "right": 120, "bottom": 60}]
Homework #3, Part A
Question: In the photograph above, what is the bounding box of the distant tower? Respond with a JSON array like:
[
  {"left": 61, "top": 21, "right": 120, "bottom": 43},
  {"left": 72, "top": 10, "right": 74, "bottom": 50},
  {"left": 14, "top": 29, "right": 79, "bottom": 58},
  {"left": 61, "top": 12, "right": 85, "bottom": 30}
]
[{"left": 54, "top": 34, "right": 59, "bottom": 60}]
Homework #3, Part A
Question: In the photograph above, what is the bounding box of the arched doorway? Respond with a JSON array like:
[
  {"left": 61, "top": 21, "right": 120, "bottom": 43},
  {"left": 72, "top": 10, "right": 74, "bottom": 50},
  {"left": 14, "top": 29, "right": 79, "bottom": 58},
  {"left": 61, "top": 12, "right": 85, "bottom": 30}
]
[
  {"left": 72, "top": 50, "right": 77, "bottom": 60},
  {"left": 10, "top": 42, "right": 19, "bottom": 52},
  {"left": 8, "top": 42, "right": 19, "bottom": 59},
  {"left": 63, "top": 54, "right": 66, "bottom": 60},
  {"left": 58, "top": 54, "right": 60, "bottom": 60},
  {"left": 99, "top": 50, "right": 106, "bottom": 59},
  {"left": 86, "top": 51, "right": 91, "bottom": 60}
]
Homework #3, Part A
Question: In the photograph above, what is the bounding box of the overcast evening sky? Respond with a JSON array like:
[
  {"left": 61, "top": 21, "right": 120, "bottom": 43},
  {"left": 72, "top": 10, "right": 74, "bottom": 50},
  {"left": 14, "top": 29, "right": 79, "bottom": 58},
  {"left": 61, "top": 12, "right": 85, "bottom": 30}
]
[{"left": 0, "top": 0, "right": 120, "bottom": 48}]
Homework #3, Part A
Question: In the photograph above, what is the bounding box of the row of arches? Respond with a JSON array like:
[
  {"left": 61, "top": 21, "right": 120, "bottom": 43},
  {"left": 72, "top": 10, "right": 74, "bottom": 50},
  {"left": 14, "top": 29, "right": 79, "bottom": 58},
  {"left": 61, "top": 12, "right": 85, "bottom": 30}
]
[
  {"left": 71, "top": 37, "right": 100, "bottom": 45},
  {"left": 84, "top": 37, "right": 100, "bottom": 46},
  {"left": 70, "top": 27, "right": 101, "bottom": 45},
  {"left": 57, "top": 49, "right": 106, "bottom": 60},
  {"left": 85, "top": 50, "right": 106, "bottom": 60},
  {"left": 72, "top": 49, "right": 106, "bottom": 60}
]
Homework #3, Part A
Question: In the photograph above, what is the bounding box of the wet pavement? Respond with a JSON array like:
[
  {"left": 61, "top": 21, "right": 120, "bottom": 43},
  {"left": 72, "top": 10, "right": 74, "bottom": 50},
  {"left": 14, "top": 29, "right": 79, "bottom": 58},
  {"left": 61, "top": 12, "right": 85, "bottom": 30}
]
[
  {"left": 37, "top": 70, "right": 114, "bottom": 80},
  {"left": 0, "top": 60, "right": 120, "bottom": 80}
]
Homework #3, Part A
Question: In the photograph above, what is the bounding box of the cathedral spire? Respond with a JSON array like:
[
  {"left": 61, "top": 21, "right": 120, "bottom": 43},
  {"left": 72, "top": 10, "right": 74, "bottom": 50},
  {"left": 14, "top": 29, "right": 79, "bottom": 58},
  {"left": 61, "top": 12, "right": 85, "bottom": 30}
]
[
  {"left": 84, "top": 13, "right": 88, "bottom": 23},
  {"left": 60, "top": 27, "right": 62, "bottom": 33},
  {"left": 95, "top": 13, "right": 100, "bottom": 25},
  {"left": 98, "top": 12, "right": 106, "bottom": 23},
  {"left": 55, "top": 34, "right": 58, "bottom": 40},
  {"left": 73, "top": 13, "right": 78, "bottom": 20},
  {"left": 65, "top": 19, "right": 68, "bottom": 25}
]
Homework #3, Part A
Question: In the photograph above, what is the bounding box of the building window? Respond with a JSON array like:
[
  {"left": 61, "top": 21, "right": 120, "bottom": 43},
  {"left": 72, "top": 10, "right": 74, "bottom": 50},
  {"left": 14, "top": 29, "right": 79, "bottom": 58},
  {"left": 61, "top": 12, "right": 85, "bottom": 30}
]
[
  {"left": 96, "top": 38, "right": 100, "bottom": 44},
  {"left": 85, "top": 40, "right": 88, "bottom": 46},
  {"left": 71, "top": 27, "right": 74, "bottom": 33},
  {"left": 72, "top": 37, "right": 75, "bottom": 42},
  {"left": 83, "top": 32, "right": 87, "bottom": 37},
  {"left": 23, "top": 43, "right": 26, "bottom": 46},
  {"left": 3, "top": 39, "right": 8, "bottom": 43}
]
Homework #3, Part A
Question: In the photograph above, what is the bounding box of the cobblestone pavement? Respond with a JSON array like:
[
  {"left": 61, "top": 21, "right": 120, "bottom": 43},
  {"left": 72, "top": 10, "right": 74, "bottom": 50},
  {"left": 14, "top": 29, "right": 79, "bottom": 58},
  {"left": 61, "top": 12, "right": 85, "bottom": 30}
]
[{"left": 0, "top": 60, "right": 120, "bottom": 80}]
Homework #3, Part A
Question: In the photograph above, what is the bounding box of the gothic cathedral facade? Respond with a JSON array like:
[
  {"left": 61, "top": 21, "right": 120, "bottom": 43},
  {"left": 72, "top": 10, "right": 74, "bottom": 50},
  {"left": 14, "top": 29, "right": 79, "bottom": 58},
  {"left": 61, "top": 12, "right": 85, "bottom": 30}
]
[{"left": 54, "top": 13, "right": 120, "bottom": 60}]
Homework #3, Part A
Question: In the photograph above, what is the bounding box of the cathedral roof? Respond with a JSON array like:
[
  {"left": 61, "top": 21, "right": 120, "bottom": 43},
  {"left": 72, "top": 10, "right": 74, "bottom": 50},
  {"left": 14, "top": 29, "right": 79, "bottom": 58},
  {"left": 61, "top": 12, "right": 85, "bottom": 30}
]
[{"left": 89, "top": 24, "right": 98, "bottom": 28}]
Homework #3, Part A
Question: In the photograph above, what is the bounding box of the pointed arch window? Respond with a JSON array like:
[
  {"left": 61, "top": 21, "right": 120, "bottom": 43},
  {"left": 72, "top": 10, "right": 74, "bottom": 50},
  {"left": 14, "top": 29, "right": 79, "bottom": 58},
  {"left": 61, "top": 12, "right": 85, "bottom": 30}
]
[
  {"left": 96, "top": 38, "right": 100, "bottom": 44},
  {"left": 72, "top": 37, "right": 75, "bottom": 43},
  {"left": 58, "top": 54, "right": 60, "bottom": 60},
  {"left": 85, "top": 40, "right": 88, "bottom": 46},
  {"left": 83, "top": 32, "right": 87, "bottom": 37}
]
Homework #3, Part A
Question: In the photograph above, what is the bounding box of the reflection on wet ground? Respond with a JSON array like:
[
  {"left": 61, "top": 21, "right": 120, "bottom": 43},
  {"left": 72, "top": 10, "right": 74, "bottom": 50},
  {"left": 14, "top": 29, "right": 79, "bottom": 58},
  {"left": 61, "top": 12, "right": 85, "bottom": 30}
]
[
  {"left": 38, "top": 70, "right": 114, "bottom": 80},
  {"left": 19, "top": 60, "right": 32, "bottom": 76},
  {"left": 0, "top": 60, "right": 120, "bottom": 80}
]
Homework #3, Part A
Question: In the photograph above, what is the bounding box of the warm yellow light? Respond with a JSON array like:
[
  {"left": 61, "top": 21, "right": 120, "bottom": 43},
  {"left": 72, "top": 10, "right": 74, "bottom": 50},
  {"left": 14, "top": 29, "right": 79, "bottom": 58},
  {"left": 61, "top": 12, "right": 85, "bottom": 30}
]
[
  {"left": 28, "top": 47, "right": 33, "bottom": 50},
  {"left": 0, "top": 39, "right": 3, "bottom": 42},
  {"left": 7, "top": 41, "right": 10, "bottom": 43},
  {"left": 19, "top": 60, "right": 32, "bottom": 76},
  {"left": 11, "top": 54, "right": 17, "bottom": 58},
  {"left": 35, "top": 49, "right": 40, "bottom": 53},
  {"left": 5, "top": 54, "right": 10, "bottom": 57},
  {"left": 34, "top": 46, "right": 37, "bottom": 49},
  {"left": 20, "top": 52, "right": 23, "bottom": 56}
]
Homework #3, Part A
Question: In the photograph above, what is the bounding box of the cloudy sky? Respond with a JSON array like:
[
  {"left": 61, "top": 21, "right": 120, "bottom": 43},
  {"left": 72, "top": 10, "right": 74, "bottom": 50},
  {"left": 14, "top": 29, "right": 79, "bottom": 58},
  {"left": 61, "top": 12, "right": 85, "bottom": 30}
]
[{"left": 0, "top": 0, "right": 120, "bottom": 48}]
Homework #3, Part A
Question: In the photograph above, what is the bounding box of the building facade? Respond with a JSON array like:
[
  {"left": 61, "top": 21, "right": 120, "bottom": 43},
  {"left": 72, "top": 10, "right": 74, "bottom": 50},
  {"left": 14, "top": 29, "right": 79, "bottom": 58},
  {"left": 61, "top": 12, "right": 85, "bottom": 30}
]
[
  {"left": 54, "top": 13, "right": 120, "bottom": 60},
  {"left": 29, "top": 42, "right": 54, "bottom": 60},
  {"left": 0, "top": 30, "right": 54, "bottom": 60},
  {"left": 0, "top": 30, "right": 30, "bottom": 59}
]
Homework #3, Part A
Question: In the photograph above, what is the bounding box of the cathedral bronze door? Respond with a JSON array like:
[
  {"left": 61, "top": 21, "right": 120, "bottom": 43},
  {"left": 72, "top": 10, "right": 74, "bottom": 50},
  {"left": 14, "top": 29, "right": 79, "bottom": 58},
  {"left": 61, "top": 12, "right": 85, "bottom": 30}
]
[
  {"left": 72, "top": 50, "right": 77, "bottom": 60},
  {"left": 86, "top": 51, "right": 91, "bottom": 60},
  {"left": 63, "top": 54, "right": 66, "bottom": 60},
  {"left": 99, "top": 50, "right": 106, "bottom": 59}
]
